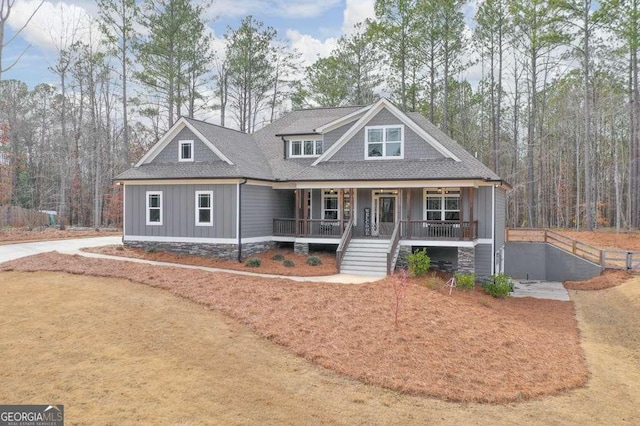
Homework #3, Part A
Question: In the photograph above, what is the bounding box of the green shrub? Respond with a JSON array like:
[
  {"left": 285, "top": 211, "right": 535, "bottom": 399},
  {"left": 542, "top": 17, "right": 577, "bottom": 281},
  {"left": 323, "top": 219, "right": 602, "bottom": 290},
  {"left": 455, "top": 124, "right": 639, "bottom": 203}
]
[
  {"left": 271, "top": 253, "right": 285, "bottom": 261},
  {"left": 482, "top": 273, "right": 512, "bottom": 298},
  {"left": 245, "top": 257, "right": 262, "bottom": 268},
  {"left": 407, "top": 248, "right": 431, "bottom": 277},
  {"left": 454, "top": 272, "right": 476, "bottom": 290},
  {"left": 306, "top": 255, "right": 322, "bottom": 266},
  {"left": 283, "top": 259, "right": 295, "bottom": 267},
  {"left": 115, "top": 245, "right": 124, "bottom": 251},
  {"left": 144, "top": 244, "right": 158, "bottom": 254}
]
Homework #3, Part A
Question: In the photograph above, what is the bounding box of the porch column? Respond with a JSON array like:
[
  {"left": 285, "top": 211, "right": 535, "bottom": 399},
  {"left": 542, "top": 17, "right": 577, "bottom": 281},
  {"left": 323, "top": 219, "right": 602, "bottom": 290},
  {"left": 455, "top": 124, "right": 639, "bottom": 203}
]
[
  {"left": 470, "top": 187, "right": 475, "bottom": 238},
  {"left": 406, "top": 188, "right": 412, "bottom": 239},
  {"left": 339, "top": 188, "right": 345, "bottom": 230},
  {"left": 460, "top": 188, "right": 465, "bottom": 238},
  {"left": 294, "top": 189, "right": 300, "bottom": 236},
  {"left": 302, "top": 189, "right": 308, "bottom": 236}
]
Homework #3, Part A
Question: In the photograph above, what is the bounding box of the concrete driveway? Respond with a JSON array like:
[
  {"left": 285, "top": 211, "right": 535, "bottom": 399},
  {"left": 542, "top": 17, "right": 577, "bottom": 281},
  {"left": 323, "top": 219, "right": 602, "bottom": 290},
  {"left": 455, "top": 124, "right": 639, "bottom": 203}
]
[
  {"left": 0, "top": 237, "right": 123, "bottom": 263},
  {"left": 511, "top": 279, "right": 570, "bottom": 301}
]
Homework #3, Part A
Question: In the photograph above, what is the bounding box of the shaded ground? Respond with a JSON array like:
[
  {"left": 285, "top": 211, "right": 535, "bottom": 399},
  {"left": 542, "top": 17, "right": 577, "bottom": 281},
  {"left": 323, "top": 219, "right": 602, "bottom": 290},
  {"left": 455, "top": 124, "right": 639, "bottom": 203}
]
[
  {"left": 0, "top": 227, "right": 121, "bottom": 244},
  {"left": 0, "top": 271, "right": 638, "bottom": 425},
  {"left": 558, "top": 228, "right": 640, "bottom": 251},
  {"left": 564, "top": 269, "right": 632, "bottom": 291},
  {"left": 84, "top": 245, "right": 336, "bottom": 276},
  {"left": 0, "top": 252, "right": 587, "bottom": 403}
]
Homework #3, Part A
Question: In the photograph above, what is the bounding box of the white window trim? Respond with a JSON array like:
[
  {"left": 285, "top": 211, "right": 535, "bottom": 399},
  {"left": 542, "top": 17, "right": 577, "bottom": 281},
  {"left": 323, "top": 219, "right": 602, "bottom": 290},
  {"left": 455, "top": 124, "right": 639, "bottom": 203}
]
[
  {"left": 423, "top": 188, "right": 461, "bottom": 221},
  {"left": 195, "top": 190, "right": 214, "bottom": 226},
  {"left": 321, "top": 190, "right": 340, "bottom": 221},
  {"left": 146, "top": 191, "right": 163, "bottom": 226},
  {"left": 365, "top": 125, "right": 404, "bottom": 160},
  {"left": 179, "top": 140, "right": 194, "bottom": 162},
  {"left": 290, "top": 139, "right": 323, "bottom": 158}
]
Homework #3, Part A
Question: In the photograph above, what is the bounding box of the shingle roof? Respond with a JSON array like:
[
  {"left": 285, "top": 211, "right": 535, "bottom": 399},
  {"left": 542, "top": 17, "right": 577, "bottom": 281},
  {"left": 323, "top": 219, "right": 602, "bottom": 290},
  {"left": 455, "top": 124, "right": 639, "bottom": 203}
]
[{"left": 116, "top": 103, "right": 503, "bottom": 183}]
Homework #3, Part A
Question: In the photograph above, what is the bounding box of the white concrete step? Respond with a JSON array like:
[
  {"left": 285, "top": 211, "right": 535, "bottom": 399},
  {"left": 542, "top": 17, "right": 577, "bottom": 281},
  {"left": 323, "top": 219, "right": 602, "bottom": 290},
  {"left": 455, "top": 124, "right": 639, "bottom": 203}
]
[
  {"left": 343, "top": 254, "right": 387, "bottom": 262},
  {"left": 341, "top": 264, "right": 387, "bottom": 273}
]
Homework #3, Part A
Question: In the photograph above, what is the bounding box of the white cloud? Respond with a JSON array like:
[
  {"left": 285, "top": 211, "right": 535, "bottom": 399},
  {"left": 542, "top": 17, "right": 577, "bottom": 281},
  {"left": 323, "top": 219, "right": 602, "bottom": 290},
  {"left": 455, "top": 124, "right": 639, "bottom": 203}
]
[
  {"left": 286, "top": 29, "right": 338, "bottom": 67},
  {"left": 342, "top": 0, "right": 375, "bottom": 34},
  {"left": 7, "top": 1, "right": 100, "bottom": 52},
  {"left": 210, "top": 0, "right": 340, "bottom": 19}
]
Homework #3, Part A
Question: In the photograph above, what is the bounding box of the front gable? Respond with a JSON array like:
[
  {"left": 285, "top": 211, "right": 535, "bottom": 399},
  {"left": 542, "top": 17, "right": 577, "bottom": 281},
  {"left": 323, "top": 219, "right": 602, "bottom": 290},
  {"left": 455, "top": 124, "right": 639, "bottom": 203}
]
[
  {"left": 312, "top": 98, "right": 460, "bottom": 166},
  {"left": 135, "top": 118, "right": 234, "bottom": 167},
  {"left": 152, "top": 127, "right": 221, "bottom": 164},
  {"left": 328, "top": 109, "right": 446, "bottom": 162}
]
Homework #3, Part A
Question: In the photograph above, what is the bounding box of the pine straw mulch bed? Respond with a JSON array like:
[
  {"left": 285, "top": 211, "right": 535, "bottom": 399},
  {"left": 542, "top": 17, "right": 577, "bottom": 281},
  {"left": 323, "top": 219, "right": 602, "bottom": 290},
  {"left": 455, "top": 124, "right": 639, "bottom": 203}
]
[
  {"left": 82, "top": 245, "right": 337, "bottom": 277},
  {"left": 564, "top": 269, "right": 634, "bottom": 291},
  {"left": 0, "top": 252, "right": 588, "bottom": 403},
  {"left": 0, "top": 227, "right": 121, "bottom": 244}
]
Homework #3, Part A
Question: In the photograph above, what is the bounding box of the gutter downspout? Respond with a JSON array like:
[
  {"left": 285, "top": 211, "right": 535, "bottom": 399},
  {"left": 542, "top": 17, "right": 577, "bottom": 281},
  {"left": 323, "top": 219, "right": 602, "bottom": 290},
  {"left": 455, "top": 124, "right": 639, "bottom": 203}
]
[
  {"left": 281, "top": 137, "right": 287, "bottom": 159},
  {"left": 491, "top": 184, "right": 496, "bottom": 276},
  {"left": 237, "top": 179, "right": 247, "bottom": 262}
]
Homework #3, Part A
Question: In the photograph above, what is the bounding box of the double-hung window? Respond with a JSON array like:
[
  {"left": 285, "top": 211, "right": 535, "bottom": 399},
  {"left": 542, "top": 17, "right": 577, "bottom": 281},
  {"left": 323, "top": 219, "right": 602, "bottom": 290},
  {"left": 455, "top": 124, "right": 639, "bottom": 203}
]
[
  {"left": 290, "top": 139, "right": 323, "bottom": 158},
  {"left": 424, "top": 189, "right": 460, "bottom": 221},
  {"left": 322, "top": 190, "right": 339, "bottom": 221},
  {"left": 146, "top": 191, "right": 163, "bottom": 225},
  {"left": 366, "top": 125, "right": 403, "bottom": 159},
  {"left": 179, "top": 140, "right": 194, "bottom": 162},
  {"left": 195, "top": 191, "right": 213, "bottom": 226}
]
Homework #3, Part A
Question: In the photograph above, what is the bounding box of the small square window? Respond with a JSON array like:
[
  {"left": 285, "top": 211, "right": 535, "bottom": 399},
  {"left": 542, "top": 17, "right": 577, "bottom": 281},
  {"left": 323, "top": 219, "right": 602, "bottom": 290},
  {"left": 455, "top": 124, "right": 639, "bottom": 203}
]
[{"left": 179, "top": 140, "right": 194, "bottom": 162}]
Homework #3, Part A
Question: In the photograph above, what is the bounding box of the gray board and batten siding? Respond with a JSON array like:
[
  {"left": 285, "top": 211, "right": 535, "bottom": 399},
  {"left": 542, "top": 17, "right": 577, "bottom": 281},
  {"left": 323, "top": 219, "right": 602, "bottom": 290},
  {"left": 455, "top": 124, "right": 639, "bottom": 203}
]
[
  {"left": 125, "top": 184, "right": 237, "bottom": 239},
  {"left": 494, "top": 189, "right": 506, "bottom": 253},
  {"left": 329, "top": 109, "right": 446, "bottom": 162},
  {"left": 475, "top": 244, "right": 492, "bottom": 277},
  {"left": 151, "top": 127, "right": 221, "bottom": 163},
  {"left": 241, "top": 185, "right": 294, "bottom": 238}
]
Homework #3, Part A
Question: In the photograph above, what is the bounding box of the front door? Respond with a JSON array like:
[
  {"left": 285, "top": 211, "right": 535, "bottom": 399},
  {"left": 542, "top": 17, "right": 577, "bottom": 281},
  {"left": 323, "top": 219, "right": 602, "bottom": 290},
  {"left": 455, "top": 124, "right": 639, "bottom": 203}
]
[{"left": 372, "top": 191, "right": 397, "bottom": 236}]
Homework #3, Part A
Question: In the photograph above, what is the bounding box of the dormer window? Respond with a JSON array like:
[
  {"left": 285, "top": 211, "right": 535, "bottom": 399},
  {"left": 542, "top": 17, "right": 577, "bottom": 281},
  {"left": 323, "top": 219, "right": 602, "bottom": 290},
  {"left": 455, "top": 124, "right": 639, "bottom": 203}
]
[
  {"left": 290, "top": 139, "right": 323, "bottom": 158},
  {"left": 366, "top": 125, "right": 403, "bottom": 159},
  {"left": 179, "top": 140, "right": 194, "bottom": 162}
]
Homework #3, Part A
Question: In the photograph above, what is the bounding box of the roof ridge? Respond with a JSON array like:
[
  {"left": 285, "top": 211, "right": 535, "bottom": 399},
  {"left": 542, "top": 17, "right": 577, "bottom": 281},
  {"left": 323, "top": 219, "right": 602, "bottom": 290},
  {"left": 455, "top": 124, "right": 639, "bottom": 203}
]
[
  {"left": 182, "top": 116, "right": 250, "bottom": 136},
  {"left": 291, "top": 104, "right": 366, "bottom": 112}
]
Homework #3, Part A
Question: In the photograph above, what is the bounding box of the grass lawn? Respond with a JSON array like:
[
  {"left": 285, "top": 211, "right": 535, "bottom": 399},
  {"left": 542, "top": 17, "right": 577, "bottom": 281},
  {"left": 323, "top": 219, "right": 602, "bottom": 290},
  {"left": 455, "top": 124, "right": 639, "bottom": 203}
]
[
  {"left": 0, "top": 270, "right": 639, "bottom": 424},
  {"left": 0, "top": 227, "right": 121, "bottom": 244}
]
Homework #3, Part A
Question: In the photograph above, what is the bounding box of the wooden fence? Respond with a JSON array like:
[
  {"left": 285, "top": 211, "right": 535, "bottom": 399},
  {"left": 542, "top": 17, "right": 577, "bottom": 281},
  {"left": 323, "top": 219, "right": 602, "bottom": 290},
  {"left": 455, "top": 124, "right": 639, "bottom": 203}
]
[
  {"left": 0, "top": 205, "right": 54, "bottom": 228},
  {"left": 506, "top": 228, "right": 640, "bottom": 272}
]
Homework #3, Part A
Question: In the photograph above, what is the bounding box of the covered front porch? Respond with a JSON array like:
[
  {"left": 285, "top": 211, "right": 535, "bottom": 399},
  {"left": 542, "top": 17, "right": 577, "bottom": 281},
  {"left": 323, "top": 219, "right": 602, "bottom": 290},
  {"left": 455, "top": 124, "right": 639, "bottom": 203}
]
[{"left": 273, "top": 186, "right": 480, "bottom": 242}]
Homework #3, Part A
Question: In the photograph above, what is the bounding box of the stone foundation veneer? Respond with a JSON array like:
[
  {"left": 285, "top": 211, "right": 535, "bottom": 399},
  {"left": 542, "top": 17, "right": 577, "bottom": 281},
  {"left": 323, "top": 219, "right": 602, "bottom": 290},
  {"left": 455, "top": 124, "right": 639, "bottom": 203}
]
[
  {"left": 124, "top": 240, "right": 275, "bottom": 261},
  {"left": 294, "top": 242, "right": 309, "bottom": 255},
  {"left": 457, "top": 247, "right": 475, "bottom": 274}
]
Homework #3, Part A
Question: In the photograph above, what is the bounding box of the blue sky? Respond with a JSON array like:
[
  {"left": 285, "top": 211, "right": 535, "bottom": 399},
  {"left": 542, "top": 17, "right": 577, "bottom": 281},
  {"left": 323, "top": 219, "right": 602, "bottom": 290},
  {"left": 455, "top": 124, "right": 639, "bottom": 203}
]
[
  {"left": 2, "top": 0, "right": 482, "bottom": 89},
  {"left": 2, "top": 0, "right": 378, "bottom": 87}
]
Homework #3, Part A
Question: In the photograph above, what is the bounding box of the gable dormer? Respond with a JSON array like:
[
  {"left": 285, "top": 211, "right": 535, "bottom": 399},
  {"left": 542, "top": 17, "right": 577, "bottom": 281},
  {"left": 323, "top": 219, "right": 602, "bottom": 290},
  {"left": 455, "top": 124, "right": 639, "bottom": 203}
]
[
  {"left": 312, "top": 98, "right": 460, "bottom": 165},
  {"left": 135, "top": 117, "right": 234, "bottom": 167}
]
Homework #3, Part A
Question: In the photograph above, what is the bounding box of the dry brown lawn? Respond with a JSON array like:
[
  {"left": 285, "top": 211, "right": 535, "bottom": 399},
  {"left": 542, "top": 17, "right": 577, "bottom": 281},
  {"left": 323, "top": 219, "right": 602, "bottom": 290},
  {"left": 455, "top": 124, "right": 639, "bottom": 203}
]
[
  {"left": 558, "top": 228, "right": 640, "bottom": 251},
  {"left": 84, "top": 245, "right": 337, "bottom": 276},
  {"left": 0, "top": 227, "right": 121, "bottom": 244},
  {"left": 0, "top": 253, "right": 587, "bottom": 404},
  {"left": 1, "top": 271, "right": 639, "bottom": 425}
]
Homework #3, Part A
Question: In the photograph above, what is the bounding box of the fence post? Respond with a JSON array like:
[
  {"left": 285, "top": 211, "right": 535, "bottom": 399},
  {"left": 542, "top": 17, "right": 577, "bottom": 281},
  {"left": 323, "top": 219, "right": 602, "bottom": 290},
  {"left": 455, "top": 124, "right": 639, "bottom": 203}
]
[
  {"left": 600, "top": 250, "right": 606, "bottom": 268},
  {"left": 628, "top": 252, "right": 633, "bottom": 273}
]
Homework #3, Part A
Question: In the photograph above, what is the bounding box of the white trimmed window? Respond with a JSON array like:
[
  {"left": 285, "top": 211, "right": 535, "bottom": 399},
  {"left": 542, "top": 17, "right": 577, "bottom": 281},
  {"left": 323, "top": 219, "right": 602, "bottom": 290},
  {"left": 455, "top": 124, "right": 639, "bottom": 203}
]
[
  {"left": 321, "top": 190, "right": 339, "bottom": 220},
  {"left": 365, "top": 125, "right": 404, "bottom": 159},
  {"left": 424, "top": 189, "right": 460, "bottom": 221},
  {"left": 146, "top": 191, "right": 163, "bottom": 225},
  {"left": 290, "top": 139, "right": 323, "bottom": 158},
  {"left": 195, "top": 191, "right": 213, "bottom": 226},
  {"left": 179, "top": 140, "right": 194, "bottom": 162}
]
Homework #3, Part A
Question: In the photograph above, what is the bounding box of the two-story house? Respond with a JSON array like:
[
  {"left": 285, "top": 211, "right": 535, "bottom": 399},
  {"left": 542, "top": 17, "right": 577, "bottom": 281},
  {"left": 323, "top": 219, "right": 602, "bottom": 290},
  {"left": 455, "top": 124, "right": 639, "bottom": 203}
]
[{"left": 116, "top": 98, "right": 508, "bottom": 277}]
